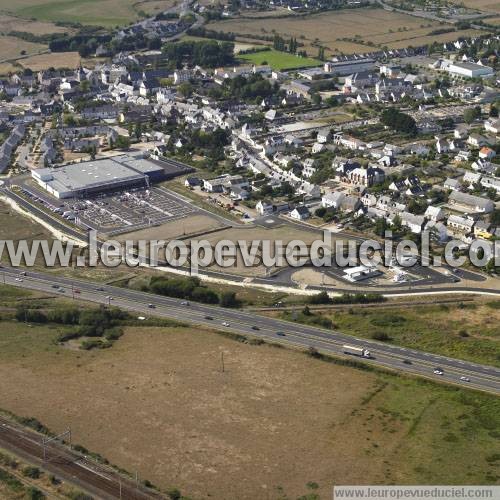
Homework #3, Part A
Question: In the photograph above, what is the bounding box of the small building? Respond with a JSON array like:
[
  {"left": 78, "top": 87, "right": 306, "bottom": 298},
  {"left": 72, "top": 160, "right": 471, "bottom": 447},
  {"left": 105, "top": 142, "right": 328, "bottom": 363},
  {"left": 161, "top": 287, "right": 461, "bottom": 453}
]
[{"left": 290, "top": 205, "right": 310, "bottom": 221}]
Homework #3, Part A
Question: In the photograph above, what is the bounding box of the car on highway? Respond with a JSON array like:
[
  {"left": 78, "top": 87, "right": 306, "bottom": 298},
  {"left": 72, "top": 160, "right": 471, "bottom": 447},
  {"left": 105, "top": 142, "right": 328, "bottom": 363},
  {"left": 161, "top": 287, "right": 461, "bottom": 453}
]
[
  {"left": 222, "top": 321, "right": 230, "bottom": 327},
  {"left": 276, "top": 331, "right": 286, "bottom": 337},
  {"left": 433, "top": 368, "right": 444, "bottom": 375},
  {"left": 74, "top": 289, "right": 81, "bottom": 294},
  {"left": 460, "top": 376, "right": 470, "bottom": 382},
  {"left": 148, "top": 303, "right": 155, "bottom": 309},
  {"left": 58, "top": 288, "right": 65, "bottom": 293},
  {"left": 251, "top": 326, "right": 260, "bottom": 330},
  {"left": 95, "top": 287, "right": 104, "bottom": 291},
  {"left": 106, "top": 295, "right": 113, "bottom": 301},
  {"left": 15, "top": 278, "right": 23, "bottom": 282},
  {"left": 204, "top": 315, "right": 213, "bottom": 320},
  {"left": 403, "top": 359, "right": 412, "bottom": 365},
  {"left": 51, "top": 284, "right": 59, "bottom": 289},
  {"left": 181, "top": 301, "right": 190, "bottom": 306}
]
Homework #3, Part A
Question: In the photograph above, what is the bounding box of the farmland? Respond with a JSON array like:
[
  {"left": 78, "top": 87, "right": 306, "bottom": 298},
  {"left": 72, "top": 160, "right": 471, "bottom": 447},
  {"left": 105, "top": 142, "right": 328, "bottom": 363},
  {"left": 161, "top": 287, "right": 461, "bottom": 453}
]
[
  {"left": 450, "top": 0, "right": 500, "bottom": 14},
  {"left": 238, "top": 48, "right": 321, "bottom": 70},
  {"left": 18, "top": 51, "right": 82, "bottom": 71},
  {"left": 208, "top": 7, "right": 483, "bottom": 56},
  {"left": 0, "top": 290, "right": 499, "bottom": 499},
  {"left": 0, "top": 36, "right": 47, "bottom": 62},
  {"left": 0, "top": 0, "right": 169, "bottom": 27}
]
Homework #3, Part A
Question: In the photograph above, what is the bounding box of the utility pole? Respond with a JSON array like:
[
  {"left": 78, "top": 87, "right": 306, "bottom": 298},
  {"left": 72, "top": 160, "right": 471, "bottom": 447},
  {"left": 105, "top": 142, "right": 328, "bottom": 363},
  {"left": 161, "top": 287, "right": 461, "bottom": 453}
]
[{"left": 220, "top": 352, "right": 225, "bottom": 373}]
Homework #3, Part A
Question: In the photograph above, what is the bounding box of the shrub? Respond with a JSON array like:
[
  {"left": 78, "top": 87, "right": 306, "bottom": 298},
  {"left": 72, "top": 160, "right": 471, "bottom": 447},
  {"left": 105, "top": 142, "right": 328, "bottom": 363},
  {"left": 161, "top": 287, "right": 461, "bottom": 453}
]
[
  {"left": 372, "top": 332, "right": 391, "bottom": 341},
  {"left": 23, "top": 466, "right": 41, "bottom": 479}
]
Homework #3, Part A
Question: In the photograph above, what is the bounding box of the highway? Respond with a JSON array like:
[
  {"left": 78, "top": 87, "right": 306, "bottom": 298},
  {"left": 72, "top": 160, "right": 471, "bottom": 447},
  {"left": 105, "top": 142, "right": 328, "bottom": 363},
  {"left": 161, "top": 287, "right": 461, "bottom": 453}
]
[{"left": 2, "top": 266, "right": 500, "bottom": 396}]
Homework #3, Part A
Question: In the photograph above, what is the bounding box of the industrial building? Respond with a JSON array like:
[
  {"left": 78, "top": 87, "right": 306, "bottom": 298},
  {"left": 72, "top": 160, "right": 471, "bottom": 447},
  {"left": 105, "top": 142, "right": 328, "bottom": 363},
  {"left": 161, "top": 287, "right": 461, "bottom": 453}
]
[
  {"left": 446, "top": 61, "right": 494, "bottom": 79},
  {"left": 324, "top": 58, "right": 376, "bottom": 76},
  {"left": 32, "top": 154, "right": 167, "bottom": 199}
]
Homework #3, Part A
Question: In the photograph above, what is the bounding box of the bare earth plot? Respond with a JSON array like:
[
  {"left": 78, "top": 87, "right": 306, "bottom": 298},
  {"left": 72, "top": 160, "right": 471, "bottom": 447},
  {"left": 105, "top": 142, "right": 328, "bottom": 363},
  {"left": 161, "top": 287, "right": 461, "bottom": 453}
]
[
  {"left": 208, "top": 8, "right": 480, "bottom": 55},
  {"left": 0, "top": 14, "right": 70, "bottom": 35},
  {"left": 0, "top": 320, "right": 499, "bottom": 499}
]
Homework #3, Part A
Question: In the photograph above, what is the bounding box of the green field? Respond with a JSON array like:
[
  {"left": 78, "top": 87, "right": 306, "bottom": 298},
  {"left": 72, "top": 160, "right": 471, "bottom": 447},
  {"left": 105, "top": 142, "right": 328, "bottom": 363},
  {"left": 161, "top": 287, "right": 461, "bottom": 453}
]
[
  {"left": 281, "top": 300, "right": 500, "bottom": 367},
  {"left": 0, "top": 0, "right": 148, "bottom": 27},
  {"left": 238, "top": 49, "right": 321, "bottom": 71}
]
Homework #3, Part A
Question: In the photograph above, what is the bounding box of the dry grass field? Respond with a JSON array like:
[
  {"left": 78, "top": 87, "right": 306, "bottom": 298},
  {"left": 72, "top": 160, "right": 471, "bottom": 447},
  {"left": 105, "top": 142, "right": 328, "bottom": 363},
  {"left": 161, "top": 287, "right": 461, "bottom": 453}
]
[
  {"left": 450, "top": 0, "right": 500, "bottom": 13},
  {"left": 0, "top": 305, "right": 499, "bottom": 499},
  {"left": 136, "top": 0, "right": 179, "bottom": 16},
  {"left": 0, "top": 36, "right": 46, "bottom": 61},
  {"left": 208, "top": 8, "right": 481, "bottom": 55},
  {"left": 18, "top": 51, "right": 81, "bottom": 70},
  {"left": 0, "top": 14, "right": 70, "bottom": 35}
]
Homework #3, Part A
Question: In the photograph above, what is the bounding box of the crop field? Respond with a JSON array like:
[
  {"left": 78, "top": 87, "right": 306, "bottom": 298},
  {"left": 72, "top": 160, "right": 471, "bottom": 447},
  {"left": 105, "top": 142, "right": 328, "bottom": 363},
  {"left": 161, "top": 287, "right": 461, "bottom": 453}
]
[
  {"left": 0, "top": 14, "right": 70, "bottom": 35},
  {"left": 135, "top": 0, "right": 178, "bottom": 16},
  {"left": 0, "top": 0, "right": 164, "bottom": 27},
  {"left": 450, "top": 0, "right": 500, "bottom": 13},
  {"left": 239, "top": 48, "right": 321, "bottom": 70},
  {"left": 208, "top": 8, "right": 481, "bottom": 56},
  {"left": 0, "top": 294, "right": 499, "bottom": 499},
  {"left": 18, "top": 51, "right": 81, "bottom": 70},
  {"left": 0, "top": 36, "right": 47, "bottom": 61}
]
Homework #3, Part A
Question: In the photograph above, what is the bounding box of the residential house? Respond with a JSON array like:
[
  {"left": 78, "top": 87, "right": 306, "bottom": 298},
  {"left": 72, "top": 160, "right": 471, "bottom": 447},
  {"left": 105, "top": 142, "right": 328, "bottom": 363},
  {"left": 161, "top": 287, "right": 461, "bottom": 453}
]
[
  {"left": 448, "top": 191, "right": 494, "bottom": 214},
  {"left": 425, "top": 206, "right": 446, "bottom": 222},
  {"left": 290, "top": 205, "right": 310, "bottom": 220},
  {"left": 444, "top": 178, "right": 462, "bottom": 191}
]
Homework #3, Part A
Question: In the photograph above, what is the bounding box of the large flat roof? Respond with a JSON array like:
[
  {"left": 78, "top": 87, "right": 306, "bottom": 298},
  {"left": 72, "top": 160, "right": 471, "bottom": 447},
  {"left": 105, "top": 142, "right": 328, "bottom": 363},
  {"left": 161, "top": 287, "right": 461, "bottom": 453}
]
[{"left": 34, "top": 154, "right": 166, "bottom": 195}]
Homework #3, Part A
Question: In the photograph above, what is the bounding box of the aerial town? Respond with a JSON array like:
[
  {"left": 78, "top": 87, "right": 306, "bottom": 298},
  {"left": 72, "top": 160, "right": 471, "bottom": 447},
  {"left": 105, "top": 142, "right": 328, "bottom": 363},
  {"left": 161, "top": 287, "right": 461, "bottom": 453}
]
[{"left": 0, "top": 0, "right": 499, "bottom": 498}]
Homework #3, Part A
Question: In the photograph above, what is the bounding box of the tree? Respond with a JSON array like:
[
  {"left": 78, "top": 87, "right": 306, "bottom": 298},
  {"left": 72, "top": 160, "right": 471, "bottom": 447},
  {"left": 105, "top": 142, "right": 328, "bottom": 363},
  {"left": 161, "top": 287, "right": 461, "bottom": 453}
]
[
  {"left": 311, "top": 93, "right": 321, "bottom": 106},
  {"left": 463, "top": 106, "right": 481, "bottom": 124},
  {"left": 490, "top": 104, "right": 498, "bottom": 118},
  {"left": 219, "top": 291, "right": 240, "bottom": 308},
  {"left": 114, "top": 135, "right": 130, "bottom": 150},
  {"left": 374, "top": 217, "right": 388, "bottom": 237},
  {"left": 177, "top": 82, "right": 193, "bottom": 97},
  {"left": 381, "top": 107, "right": 417, "bottom": 135}
]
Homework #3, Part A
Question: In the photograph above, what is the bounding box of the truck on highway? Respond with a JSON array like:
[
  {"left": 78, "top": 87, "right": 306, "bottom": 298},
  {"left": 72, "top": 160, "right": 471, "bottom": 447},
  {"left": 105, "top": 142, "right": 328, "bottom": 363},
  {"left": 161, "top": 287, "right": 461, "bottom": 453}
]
[{"left": 343, "top": 345, "right": 371, "bottom": 358}]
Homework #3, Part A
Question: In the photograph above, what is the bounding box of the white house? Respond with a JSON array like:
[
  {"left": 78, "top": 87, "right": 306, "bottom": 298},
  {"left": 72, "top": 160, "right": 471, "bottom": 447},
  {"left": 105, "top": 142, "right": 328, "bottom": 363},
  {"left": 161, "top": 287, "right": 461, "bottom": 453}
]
[{"left": 290, "top": 205, "right": 310, "bottom": 220}]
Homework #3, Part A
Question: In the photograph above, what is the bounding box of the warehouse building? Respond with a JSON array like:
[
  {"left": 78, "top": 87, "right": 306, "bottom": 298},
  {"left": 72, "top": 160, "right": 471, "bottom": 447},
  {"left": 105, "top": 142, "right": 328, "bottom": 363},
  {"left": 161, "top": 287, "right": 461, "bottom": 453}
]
[
  {"left": 32, "top": 154, "right": 166, "bottom": 199},
  {"left": 447, "top": 61, "right": 494, "bottom": 79},
  {"left": 324, "top": 58, "right": 376, "bottom": 76}
]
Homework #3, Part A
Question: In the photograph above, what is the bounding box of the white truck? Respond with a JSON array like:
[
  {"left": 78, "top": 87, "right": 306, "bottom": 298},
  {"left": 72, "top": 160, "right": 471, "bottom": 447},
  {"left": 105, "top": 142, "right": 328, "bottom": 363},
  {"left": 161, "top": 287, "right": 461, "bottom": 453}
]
[{"left": 343, "top": 345, "right": 371, "bottom": 358}]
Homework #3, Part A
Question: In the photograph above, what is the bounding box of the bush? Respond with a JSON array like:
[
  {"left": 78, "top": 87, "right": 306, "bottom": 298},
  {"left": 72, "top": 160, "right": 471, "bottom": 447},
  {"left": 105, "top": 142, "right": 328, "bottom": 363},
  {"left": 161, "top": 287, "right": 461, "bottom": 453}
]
[
  {"left": 23, "top": 466, "right": 41, "bottom": 479},
  {"left": 309, "top": 291, "right": 331, "bottom": 304},
  {"left": 26, "top": 487, "right": 45, "bottom": 500},
  {"left": 219, "top": 291, "right": 241, "bottom": 308},
  {"left": 167, "top": 489, "right": 182, "bottom": 500},
  {"left": 372, "top": 332, "right": 391, "bottom": 341}
]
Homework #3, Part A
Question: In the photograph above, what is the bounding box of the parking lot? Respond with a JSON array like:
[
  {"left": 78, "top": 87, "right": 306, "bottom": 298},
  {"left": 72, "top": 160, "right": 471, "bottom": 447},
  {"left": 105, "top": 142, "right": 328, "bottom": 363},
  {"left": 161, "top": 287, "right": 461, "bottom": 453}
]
[{"left": 19, "top": 183, "right": 200, "bottom": 236}]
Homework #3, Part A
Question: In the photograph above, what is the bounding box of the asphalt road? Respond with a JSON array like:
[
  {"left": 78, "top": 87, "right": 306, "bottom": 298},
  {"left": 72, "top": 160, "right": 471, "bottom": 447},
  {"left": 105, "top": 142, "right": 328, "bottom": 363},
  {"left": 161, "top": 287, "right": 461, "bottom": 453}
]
[{"left": 2, "top": 266, "right": 500, "bottom": 396}]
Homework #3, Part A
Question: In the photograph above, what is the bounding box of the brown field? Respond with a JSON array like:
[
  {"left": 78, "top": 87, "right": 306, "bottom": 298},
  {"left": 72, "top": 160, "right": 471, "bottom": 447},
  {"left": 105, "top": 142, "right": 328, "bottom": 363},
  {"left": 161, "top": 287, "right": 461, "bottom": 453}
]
[
  {"left": 0, "top": 14, "right": 69, "bottom": 35},
  {"left": 18, "top": 51, "right": 81, "bottom": 70},
  {"left": 0, "top": 35, "right": 46, "bottom": 61},
  {"left": 0, "top": 313, "right": 499, "bottom": 499},
  {"left": 0, "top": 62, "right": 17, "bottom": 75},
  {"left": 208, "top": 8, "right": 481, "bottom": 55},
  {"left": 135, "top": 0, "right": 179, "bottom": 15},
  {"left": 115, "top": 213, "right": 228, "bottom": 242},
  {"left": 450, "top": 0, "right": 500, "bottom": 13}
]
